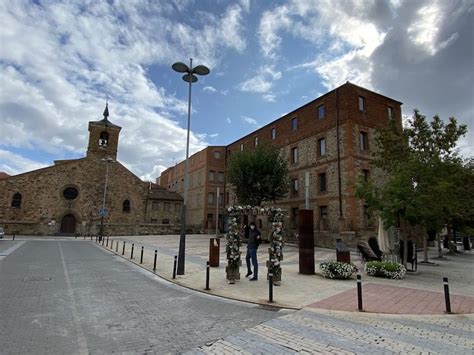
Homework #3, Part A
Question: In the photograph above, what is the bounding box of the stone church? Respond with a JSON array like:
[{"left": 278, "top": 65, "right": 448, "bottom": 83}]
[{"left": 0, "top": 105, "right": 182, "bottom": 236}]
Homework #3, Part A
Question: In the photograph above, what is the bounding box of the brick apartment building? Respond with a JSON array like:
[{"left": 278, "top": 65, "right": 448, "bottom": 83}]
[
  {"left": 158, "top": 146, "right": 227, "bottom": 232},
  {"left": 158, "top": 82, "right": 402, "bottom": 247}
]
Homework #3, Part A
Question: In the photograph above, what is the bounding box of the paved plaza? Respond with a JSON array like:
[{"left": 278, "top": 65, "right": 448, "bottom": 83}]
[{"left": 1, "top": 236, "right": 473, "bottom": 354}]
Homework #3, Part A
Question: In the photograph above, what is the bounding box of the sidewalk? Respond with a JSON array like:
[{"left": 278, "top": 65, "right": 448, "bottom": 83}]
[{"left": 99, "top": 234, "right": 474, "bottom": 314}]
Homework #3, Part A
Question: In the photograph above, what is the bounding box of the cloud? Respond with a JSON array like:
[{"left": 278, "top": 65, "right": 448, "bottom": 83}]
[
  {"left": 226, "top": 117, "right": 231, "bottom": 124},
  {"left": 203, "top": 86, "right": 217, "bottom": 93},
  {"left": 0, "top": 0, "right": 248, "bottom": 179},
  {"left": 241, "top": 115, "right": 260, "bottom": 127},
  {"left": 0, "top": 149, "right": 48, "bottom": 176},
  {"left": 238, "top": 65, "right": 282, "bottom": 102}
]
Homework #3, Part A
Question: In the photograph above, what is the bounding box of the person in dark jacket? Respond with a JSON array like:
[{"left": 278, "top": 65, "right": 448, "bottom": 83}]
[{"left": 245, "top": 221, "right": 261, "bottom": 281}]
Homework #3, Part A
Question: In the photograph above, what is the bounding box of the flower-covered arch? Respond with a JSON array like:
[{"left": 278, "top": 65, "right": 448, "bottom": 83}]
[{"left": 226, "top": 205, "right": 286, "bottom": 284}]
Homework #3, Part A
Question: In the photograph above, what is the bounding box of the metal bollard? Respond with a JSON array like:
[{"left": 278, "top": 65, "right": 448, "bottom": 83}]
[
  {"left": 153, "top": 250, "right": 157, "bottom": 272},
  {"left": 205, "top": 261, "right": 210, "bottom": 290},
  {"left": 357, "top": 274, "right": 363, "bottom": 311},
  {"left": 443, "top": 277, "right": 452, "bottom": 313},
  {"left": 115, "top": 241, "right": 119, "bottom": 253},
  {"left": 102, "top": 237, "right": 104, "bottom": 246},
  {"left": 90, "top": 235, "right": 93, "bottom": 241},
  {"left": 131, "top": 243, "right": 134, "bottom": 259},
  {"left": 13, "top": 233, "right": 15, "bottom": 240},
  {"left": 95, "top": 235, "right": 98, "bottom": 242},
  {"left": 140, "top": 246, "right": 144, "bottom": 264},
  {"left": 106, "top": 236, "right": 109, "bottom": 247},
  {"left": 110, "top": 240, "right": 113, "bottom": 250},
  {"left": 268, "top": 268, "right": 274, "bottom": 303},
  {"left": 83, "top": 234, "right": 85, "bottom": 240},
  {"left": 122, "top": 241, "right": 126, "bottom": 255},
  {"left": 173, "top": 255, "right": 177, "bottom": 279}
]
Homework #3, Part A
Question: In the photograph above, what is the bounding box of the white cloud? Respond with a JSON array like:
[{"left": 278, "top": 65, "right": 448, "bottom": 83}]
[
  {"left": 203, "top": 86, "right": 217, "bottom": 93},
  {"left": 226, "top": 117, "right": 232, "bottom": 124},
  {"left": 239, "top": 76, "right": 273, "bottom": 93},
  {"left": 241, "top": 115, "right": 260, "bottom": 127},
  {"left": 262, "top": 94, "right": 277, "bottom": 102},
  {"left": 0, "top": 149, "right": 48, "bottom": 176},
  {"left": 0, "top": 0, "right": 247, "bottom": 179},
  {"left": 238, "top": 65, "right": 282, "bottom": 102}
]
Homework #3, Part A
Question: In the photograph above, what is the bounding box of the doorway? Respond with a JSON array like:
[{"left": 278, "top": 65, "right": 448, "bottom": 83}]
[{"left": 60, "top": 214, "right": 76, "bottom": 234}]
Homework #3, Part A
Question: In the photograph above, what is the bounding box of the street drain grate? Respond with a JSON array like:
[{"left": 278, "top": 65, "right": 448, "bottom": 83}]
[{"left": 23, "top": 276, "right": 52, "bottom": 282}]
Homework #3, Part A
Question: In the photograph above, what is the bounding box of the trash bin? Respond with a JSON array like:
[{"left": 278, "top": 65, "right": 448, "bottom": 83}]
[
  {"left": 336, "top": 238, "right": 351, "bottom": 263},
  {"left": 209, "top": 238, "right": 220, "bottom": 267}
]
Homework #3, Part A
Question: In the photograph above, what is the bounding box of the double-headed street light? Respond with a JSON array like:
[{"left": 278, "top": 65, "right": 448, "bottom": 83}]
[{"left": 172, "top": 58, "right": 210, "bottom": 275}]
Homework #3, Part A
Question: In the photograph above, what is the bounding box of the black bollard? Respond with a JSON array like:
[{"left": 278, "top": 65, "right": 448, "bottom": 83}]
[
  {"left": 13, "top": 233, "right": 15, "bottom": 240},
  {"left": 205, "top": 261, "right": 210, "bottom": 290},
  {"left": 90, "top": 235, "right": 93, "bottom": 241},
  {"left": 102, "top": 237, "right": 104, "bottom": 246},
  {"left": 357, "top": 274, "right": 363, "bottom": 311},
  {"left": 95, "top": 235, "right": 98, "bottom": 242},
  {"left": 153, "top": 250, "right": 157, "bottom": 272},
  {"left": 116, "top": 241, "right": 119, "bottom": 253},
  {"left": 140, "top": 246, "right": 144, "bottom": 264},
  {"left": 443, "top": 277, "right": 452, "bottom": 313},
  {"left": 173, "top": 255, "right": 177, "bottom": 279},
  {"left": 131, "top": 243, "right": 134, "bottom": 259},
  {"left": 106, "top": 236, "right": 109, "bottom": 247},
  {"left": 268, "top": 268, "right": 274, "bottom": 303},
  {"left": 110, "top": 240, "right": 113, "bottom": 250},
  {"left": 122, "top": 241, "right": 126, "bottom": 255}
]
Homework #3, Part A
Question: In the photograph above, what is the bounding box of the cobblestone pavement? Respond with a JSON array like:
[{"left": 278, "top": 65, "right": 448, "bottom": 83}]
[
  {"left": 0, "top": 240, "right": 284, "bottom": 354},
  {"left": 188, "top": 308, "right": 474, "bottom": 354}
]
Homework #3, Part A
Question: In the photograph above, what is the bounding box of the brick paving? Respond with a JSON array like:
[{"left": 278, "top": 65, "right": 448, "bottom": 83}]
[
  {"left": 307, "top": 283, "right": 474, "bottom": 314},
  {"left": 189, "top": 308, "right": 474, "bottom": 354}
]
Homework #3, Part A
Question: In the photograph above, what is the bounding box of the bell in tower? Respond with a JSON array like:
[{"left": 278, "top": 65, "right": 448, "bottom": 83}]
[{"left": 86, "top": 103, "right": 122, "bottom": 160}]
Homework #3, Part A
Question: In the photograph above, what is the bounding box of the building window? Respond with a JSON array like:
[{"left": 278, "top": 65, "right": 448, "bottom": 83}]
[
  {"left": 122, "top": 199, "right": 130, "bottom": 213},
  {"left": 291, "top": 178, "right": 299, "bottom": 196},
  {"left": 218, "top": 193, "right": 223, "bottom": 205},
  {"left": 208, "top": 192, "right": 214, "bottom": 204},
  {"left": 318, "top": 104, "right": 325, "bottom": 119},
  {"left": 240, "top": 143, "right": 244, "bottom": 151},
  {"left": 319, "top": 173, "right": 327, "bottom": 192},
  {"left": 151, "top": 218, "right": 158, "bottom": 224},
  {"left": 218, "top": 172, "right": 225, "bottom": 183},
  {"left": 358, "top": 96, "right": 366, "bottom": 111},
  {"left": 208, "top": 170, "right": 215, "bottom": 181},
  {"left": 360, "top": 131, "right": 369, "bottom": 151},
  {"left": 319, "top": 205, "right": 328, "bottom": 230},
  {"left": 318, "top": 137, "right": 326, "bottom": 156},
  {"left": 226, "top": 192, "right": 230, "bottom": 204},
  {"left": 291, "top": 147, "right": 298, "bottom": 164},
  {"left": 214, "top": 151, "right": 221, "bottom": 159},
  {"left": 152, "top": 201, "right": 159, "bottom": 211},
  {"left": 164, "top": 202, "right": 170, "bottom": 211},
  {"left": 63, "top": 187, "right": 79, "bottom": 200},
  {"left": 271, "top": 127, "right": 276, "bottom": 140},
  {"left": 99, "top": 131, "right": 109, "bottom": 146},
  {"left": 388, "top": 106, "right": 394, "bottom": 120},
  {"left": 362, "top": 169, "right": 370, "bottom": 182},
  {"left": 198, "top": 171, "right": 202, "bottom": 185},
  {"left": 291, "top": 117, "right": 298, "bottom": 130},
  {"left": 175, "top": 203, "right": 181, "bottom": 212},
  {"left": 162, "top": 219, "right": 170, "bottom": 224},
  {"left": 11, "top": 192, "right": 22, "bottom": 208}
]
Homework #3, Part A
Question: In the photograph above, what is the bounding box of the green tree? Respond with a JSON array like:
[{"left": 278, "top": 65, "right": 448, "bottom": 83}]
[
  {"left": 227, "top": 144, "right": 289, "bottom": 206},
  {"left": 356, "top": 110, "right": 470, "bottom": 264}
]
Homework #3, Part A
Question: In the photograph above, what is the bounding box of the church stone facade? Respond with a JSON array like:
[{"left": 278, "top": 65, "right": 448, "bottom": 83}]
[{"left": 0, "top": 105, "right": 182, "bottom": 236}]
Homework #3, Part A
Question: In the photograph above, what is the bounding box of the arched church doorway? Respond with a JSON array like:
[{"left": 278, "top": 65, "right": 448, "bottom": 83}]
[{"left": 60, "top": 214, "right": 76, "bottom": 234}]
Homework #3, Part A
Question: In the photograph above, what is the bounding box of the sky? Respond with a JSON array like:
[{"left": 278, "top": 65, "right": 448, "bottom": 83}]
[{"left": 1, "top": 0, "right": 473, "bottom": 181}]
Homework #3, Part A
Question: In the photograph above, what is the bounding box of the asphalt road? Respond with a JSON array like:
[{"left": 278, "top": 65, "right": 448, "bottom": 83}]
[{"left": 0, "top": 240, "right": 283, "bottom": 354}]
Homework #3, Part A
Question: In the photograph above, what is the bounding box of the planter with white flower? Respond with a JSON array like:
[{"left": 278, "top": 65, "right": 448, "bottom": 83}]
[
  {"left": 364, "top": 261, "right": 406, "bottom": 279},
  {"left": 319, "top": 260, "right": 358, "bottom": 279}
]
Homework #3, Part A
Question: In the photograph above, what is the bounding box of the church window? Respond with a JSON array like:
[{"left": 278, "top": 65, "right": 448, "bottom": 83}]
[
  {"left": 11, "top": 192, "right": 22, "bottom": 208},
  {"left": 99, "top": 131, "right": 109, "bottom": 146},
  {"left": 122, "top": 199, "right": 131, "bottom": 213},
  {"left": 152, "top": 201, "right": 159, "bottom": 211},
  {"left": 63, "top": 187, "right": 79, "bottom": 200}
]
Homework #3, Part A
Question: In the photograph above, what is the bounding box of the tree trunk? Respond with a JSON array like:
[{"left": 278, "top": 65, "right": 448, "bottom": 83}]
[
  {"left": 437, "top": 232, "right": 443, "bottom": 258},
  {"left": 403, "top": 224, "right": 408, "bottom": 269},
  {"left": 423, "top": 227, "right": 429, "bottom": 263}
]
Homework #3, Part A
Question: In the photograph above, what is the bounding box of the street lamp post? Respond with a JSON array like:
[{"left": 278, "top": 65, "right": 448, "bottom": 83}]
[
  {"left": 99, "top": 157, "right": 114, "bottom": 240},
  {"left": 172, "top": 58, "right": 210, "bottom": 275}
]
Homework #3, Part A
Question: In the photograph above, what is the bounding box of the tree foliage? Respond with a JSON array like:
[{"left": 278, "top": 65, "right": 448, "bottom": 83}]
[
  {"left": 227, "top": 144, "right": 289, "bottom": 206},
  {"left": 356, "top": 109, "right": 471, "bottom": 234}
]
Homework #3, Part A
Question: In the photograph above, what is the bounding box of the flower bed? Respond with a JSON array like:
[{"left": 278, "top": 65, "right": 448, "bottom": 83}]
[
  {"left": 319, "top": 261, "right": 358, "bottom": 279},
  {"left": 364, "top": 261, "right": 406, "bottom": 279}
]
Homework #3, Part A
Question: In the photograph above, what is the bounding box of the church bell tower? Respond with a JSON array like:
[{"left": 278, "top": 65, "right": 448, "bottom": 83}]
[{"left": 86, "top": 103, "right": 122, "bottom": 160}]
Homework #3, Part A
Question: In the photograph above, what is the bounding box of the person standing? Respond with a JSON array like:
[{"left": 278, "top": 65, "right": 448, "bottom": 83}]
[{"left": 245, "top": 221, "right": 261, "bottom": 281}]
